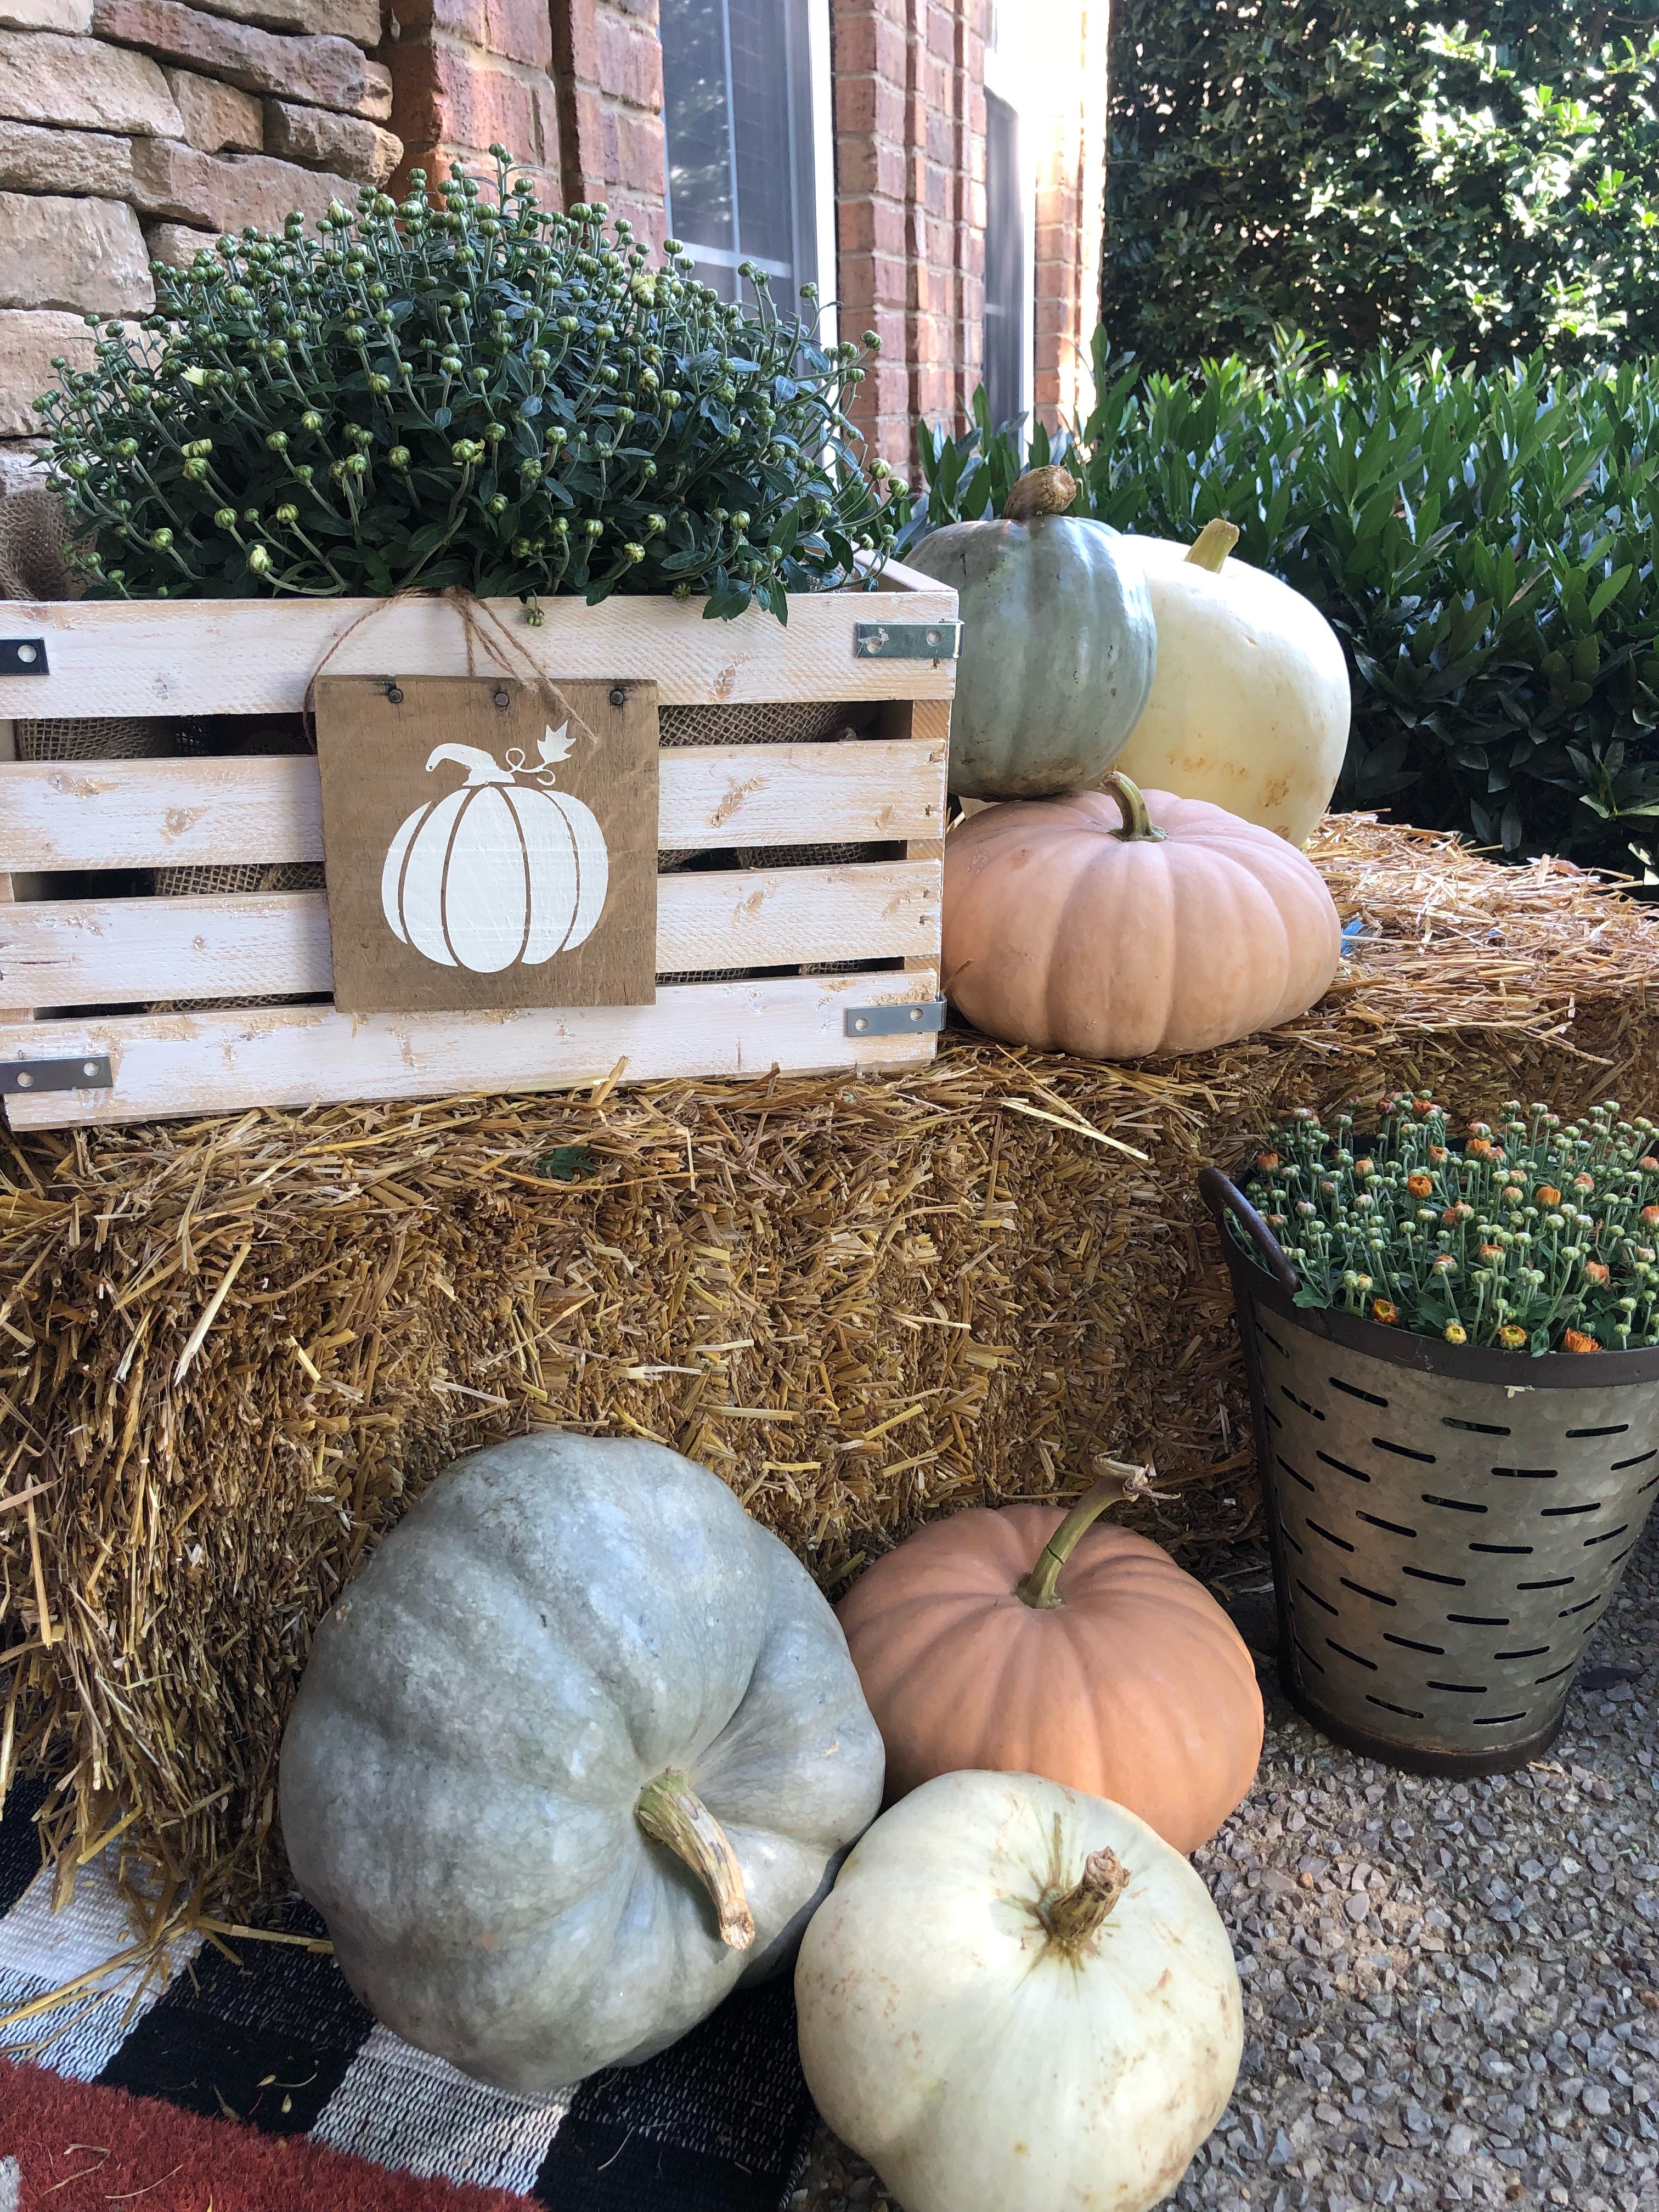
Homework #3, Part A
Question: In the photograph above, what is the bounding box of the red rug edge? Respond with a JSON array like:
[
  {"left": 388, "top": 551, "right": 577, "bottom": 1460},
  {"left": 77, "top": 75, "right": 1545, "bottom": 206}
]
[{"left": 0, "top": 2055, "right": 528, "bottom": 2212}]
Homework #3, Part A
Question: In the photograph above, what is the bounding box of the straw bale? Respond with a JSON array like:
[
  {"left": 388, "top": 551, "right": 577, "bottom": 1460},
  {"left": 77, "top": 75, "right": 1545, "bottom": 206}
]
[{"left": 1, "top": 814, "right": 1657, "bottom": 1915}]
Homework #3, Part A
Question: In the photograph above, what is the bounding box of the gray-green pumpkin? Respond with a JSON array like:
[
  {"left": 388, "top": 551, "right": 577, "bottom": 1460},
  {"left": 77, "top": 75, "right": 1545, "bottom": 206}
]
[
  {"left": 279, "top": 1433, "right": 884, "bottom": 2095},
  {"left": 907, "top": 466, "right": 1158, "bottom": 798}
]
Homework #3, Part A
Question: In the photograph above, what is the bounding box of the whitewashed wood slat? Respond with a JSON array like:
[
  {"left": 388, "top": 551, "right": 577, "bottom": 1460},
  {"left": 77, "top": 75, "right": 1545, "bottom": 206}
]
[
  {"left": 0, "top": 737, "right": 946, "bottom": 872},
  {"left": 0, "top": 862, "right": 941, "bottom": 1007},
  {"left": 0, "top": 583, "right": 959, "bottom": 720},
  {"left": 654, "top": 736, "right": 944, "bottom": 853},
  {"left": 0, "top": 972, "right": 942, "bottom": 1128}
]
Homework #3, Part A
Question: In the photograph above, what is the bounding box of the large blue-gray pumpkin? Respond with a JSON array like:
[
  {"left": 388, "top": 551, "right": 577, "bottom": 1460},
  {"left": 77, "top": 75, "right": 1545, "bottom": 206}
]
[
  {"left": 906, "top": 466, "right": 1157, "bottom": 799},
  {"left": 279, "top": 1433, "right": 885, "bottom": 2094}
]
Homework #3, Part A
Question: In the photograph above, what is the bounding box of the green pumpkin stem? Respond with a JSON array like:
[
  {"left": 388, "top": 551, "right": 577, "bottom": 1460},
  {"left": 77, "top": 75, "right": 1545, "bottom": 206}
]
[
  {"left": 1015, "top": 1457, "right": 1162, "bottom": 1609},
  {"left": 1099, "top": 771, "right": 1168, "bottom": 845},
  {"left": 1184, "top": 517, "right": 1241, "bottom": 572},
  {"left": 635, "top": 1770, "right": 757, "bottom": 1950},
  {"left": 1004, "top": 465, "right": 1079, "bottom": 525},
  {"left": 1040, "top": 1844, "right": 1132, "bottom": 1956}
]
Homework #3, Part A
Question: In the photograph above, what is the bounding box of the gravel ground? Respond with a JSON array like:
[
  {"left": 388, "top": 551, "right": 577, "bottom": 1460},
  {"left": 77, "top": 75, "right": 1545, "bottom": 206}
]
[{"left": 796, "top": 1520, "right": 1659, "bottom": 2212}]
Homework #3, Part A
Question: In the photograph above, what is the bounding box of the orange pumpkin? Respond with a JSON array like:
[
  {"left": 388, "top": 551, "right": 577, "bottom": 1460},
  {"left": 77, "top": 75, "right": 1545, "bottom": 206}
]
[
  {"left": 836, "top": 1468, "right": 1263, "bottom": 1853},
  {"left": 943, "top": 771, "right": 1341, "bottom": 1058}
]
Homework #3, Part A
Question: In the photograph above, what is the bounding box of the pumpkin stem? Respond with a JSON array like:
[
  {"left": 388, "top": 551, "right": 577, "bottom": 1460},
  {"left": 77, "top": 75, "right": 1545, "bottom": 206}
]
[
  {"left": 1098, "top": 771, "right": 1167, "bottom": 845},
  {"left": 635, "top": 1770, "right": 757, "bottom": 1951},
  {"left": 1184, "top": 517, "right": 1240, "bottom": 573},
  {"left": 1040, "top": 1844, "right": 1132, "bottom": 1956},
  {"left": 1015, "top": 1457, "right": 1163, "bottom": 1609},
  {"left": 1003, "top": 466, "right": 1079, "bottom": 526}
]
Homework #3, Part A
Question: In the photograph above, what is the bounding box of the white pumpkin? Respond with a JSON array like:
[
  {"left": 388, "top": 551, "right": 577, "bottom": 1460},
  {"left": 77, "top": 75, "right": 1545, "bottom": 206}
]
[
  {"left": 381, "top": 724, "right": 608, "bottom": 972},
  {"left": 1111, "top": 522, "right": 1351, "bottom": 846},
  {"left": 796, "top": 1770, "right": 1242, "bottom": 2212}
]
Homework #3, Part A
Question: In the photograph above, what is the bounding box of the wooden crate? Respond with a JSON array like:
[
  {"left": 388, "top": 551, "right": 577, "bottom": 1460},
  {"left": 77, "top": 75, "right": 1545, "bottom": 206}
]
[{"left": 0, "top": 568, "right": 955, "bottom": 1130}]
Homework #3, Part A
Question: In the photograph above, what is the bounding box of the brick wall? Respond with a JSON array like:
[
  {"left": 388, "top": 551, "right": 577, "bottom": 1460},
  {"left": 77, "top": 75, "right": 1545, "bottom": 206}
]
[
  {"left": 385, "top": 0, "right": 666, "bottom": 239},
  {"left": 550, "top": 0, "right": 664, "bottom": 243},
  {"left": 1032, "top": 0, "right": 1108, "bottom": 426},
  {"left": 0, "top": 0, "right": 400, "bottom": 486},
  {"left": 831, "top": 0, "right": 989, "bottom": 473}
]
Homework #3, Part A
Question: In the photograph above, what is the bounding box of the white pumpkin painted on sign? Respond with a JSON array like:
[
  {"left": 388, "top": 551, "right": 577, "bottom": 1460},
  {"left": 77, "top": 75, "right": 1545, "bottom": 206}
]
[{"left": 380, "top": 723, "right": 610, "bottom": 973}]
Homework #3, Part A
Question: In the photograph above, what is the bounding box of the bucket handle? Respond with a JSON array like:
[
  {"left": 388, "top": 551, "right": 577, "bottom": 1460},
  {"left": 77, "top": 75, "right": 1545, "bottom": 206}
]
[{"left": 1198, "top": 1166, "right": 1300, "bottom": 1294}]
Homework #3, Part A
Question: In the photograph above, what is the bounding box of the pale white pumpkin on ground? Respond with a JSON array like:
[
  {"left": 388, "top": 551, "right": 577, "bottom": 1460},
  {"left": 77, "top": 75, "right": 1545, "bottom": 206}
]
[
  {"left": 796, "top": 1770, "right": 1242, "bottom": 2212},
  {"left": 1111, "top": 524, "right": 1350, "bottom": 846}
]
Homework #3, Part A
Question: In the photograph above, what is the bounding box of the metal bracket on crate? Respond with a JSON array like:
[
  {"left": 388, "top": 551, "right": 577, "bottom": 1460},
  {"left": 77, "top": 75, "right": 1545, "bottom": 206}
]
[
  {"left": 2, "top": 1055, "right": 112, "bottom": 1096},
  {"left": 844, "top": 1000, "right": 946, "bottom": 1039},
  {"left": 0, "top": 638, "right": 49, "bottom": 676},
  {"left": 853, "top": 622, "right": 962, "bottom": 662}
]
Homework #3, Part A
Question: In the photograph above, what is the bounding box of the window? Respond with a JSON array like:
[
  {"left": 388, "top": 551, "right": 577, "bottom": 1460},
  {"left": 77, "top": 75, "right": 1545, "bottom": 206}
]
[
  {"left": 983, "top": 90, "right": 1024, "bottom": 427},
  {"left": 660, "top": 0, "right": 825, "bottom": 312},
  {"left": 982, "top": 9, "right": 1035, "bottom": 426}
]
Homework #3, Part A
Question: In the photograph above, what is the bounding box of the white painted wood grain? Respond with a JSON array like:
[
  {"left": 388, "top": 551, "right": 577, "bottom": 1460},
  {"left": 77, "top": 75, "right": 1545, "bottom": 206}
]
[
  {"left": 0, "top": 738, "right": 946, "bottom": 871},
  {"left": 1, "top": 862, "right": 941, "bottom": 1007},
  {"left": 653, "top": 736, "right": 945, "bottom": 851},
  {"left": 659, "top": 859, "right": 939, "bottom": 971},
  {"left": 0, "top": 586, "right": 960, "bottom": 720},
  {"left": 0, "top": 971, "right": 942, "bottom": 1127}
]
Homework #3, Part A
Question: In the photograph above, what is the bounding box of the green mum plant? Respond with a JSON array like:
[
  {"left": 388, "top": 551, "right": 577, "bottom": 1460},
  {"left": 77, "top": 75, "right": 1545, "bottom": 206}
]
[
  {"left": 36, "top": 149, "right": 896, "bottom": 619},
  {"left": 1237, "top": 1095, "right": 1659, "bottom": 1355}
]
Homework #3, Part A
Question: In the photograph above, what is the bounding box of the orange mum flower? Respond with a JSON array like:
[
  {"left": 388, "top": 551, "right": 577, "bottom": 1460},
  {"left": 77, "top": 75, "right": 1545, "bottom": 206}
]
[
  {"left": 1466, "top": 1138, "right": 1494, "bottom": 1159},
  {"left": 1371, "top": 1297, "right": 1400, "bottom": 1325},
  {"left": 1255, "top": 1151, "right": 1280, "bottom": 1172},
  {"left": 1584, "top": 1260, "right": 1611, "bottom": 1285},
  {"left": 1407, "top": 1172, "right": 1434, "bottom": 1198},
  {"left": 1536, "top": 1186, "right": 1562, "bottom": 1209},
  {"left": 1563, "top": 1329, "right": 1602, "bottom": 1354}
]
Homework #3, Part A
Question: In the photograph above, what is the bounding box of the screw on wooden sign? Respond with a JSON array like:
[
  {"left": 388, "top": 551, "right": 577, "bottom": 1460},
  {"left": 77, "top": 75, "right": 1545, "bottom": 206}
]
[{"left": 315, "top": 675, "right": 660, "bottom": 1016}]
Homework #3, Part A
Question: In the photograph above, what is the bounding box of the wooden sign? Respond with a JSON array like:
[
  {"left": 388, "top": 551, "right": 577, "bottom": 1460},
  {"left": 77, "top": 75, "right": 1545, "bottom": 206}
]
[{"left": 315, "top": 675, "right": 659, "bottom": 1016}]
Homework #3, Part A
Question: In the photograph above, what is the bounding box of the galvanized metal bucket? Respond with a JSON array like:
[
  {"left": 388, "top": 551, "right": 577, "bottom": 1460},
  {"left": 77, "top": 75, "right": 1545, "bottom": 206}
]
[{"left": 1200, "top": 1166, "right": 1659, "bottom": 1775}]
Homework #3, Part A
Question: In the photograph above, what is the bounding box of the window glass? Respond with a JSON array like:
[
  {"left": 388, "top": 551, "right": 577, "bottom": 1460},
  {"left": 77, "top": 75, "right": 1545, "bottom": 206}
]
[
  {"left": 661, "top": 0, "right": 816, "bottom": 307},
  {"left": 662, "top": 0, "right": 733, "bottom": 267},
  {"left": 983, "top": 89, "right": 1024, "bottom": 425}
]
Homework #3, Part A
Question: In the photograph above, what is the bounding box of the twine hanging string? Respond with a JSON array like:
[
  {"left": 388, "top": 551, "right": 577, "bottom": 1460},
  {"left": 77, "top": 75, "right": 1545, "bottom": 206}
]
[{"left": 299, "top": 588, "right": 590, "bottom": 755}]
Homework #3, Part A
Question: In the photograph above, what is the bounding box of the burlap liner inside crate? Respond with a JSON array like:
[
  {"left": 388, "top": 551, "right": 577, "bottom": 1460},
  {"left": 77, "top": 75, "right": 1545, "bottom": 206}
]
[
  {"left": 14, "top": 719, "right": 174, "bottom": 763},
  {"left": 0, "top": 483, "right": 77, "bottom": 603}
]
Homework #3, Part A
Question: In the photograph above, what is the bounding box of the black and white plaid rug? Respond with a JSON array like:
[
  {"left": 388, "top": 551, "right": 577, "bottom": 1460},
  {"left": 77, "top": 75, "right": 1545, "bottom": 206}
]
[{"left": 0, "top": 1777, "right": 814, "bottom": 2210}]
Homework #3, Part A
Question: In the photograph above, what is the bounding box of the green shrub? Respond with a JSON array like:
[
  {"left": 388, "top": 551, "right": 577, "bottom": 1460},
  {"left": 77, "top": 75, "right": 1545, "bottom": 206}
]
[
  {"left": 896, "top": 336, "right": 1659, "bottom": 873},
  {"left": 1105, "top": 0, "right": 1659, "bottom": 372},
  {"left": 37, "top": 151, "right": 894, "bottom": 618}
]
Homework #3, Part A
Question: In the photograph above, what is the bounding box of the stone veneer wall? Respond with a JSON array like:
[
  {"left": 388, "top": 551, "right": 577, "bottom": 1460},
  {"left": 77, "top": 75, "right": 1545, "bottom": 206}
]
[{"left": 0, "top": 0, "right": 401, "bottom": 488}]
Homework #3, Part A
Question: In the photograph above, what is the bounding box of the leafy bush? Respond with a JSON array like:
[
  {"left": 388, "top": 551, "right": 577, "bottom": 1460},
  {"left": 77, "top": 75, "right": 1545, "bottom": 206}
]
[
  {"left": 1105, "top": 0, "right": 1659, "bottom": 372},
  {"left": 37, "top": 150, "right": 894, "bottom": 618},
  {"left": 898, "top": 336, "right": 1659, "bottom": 873}
]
